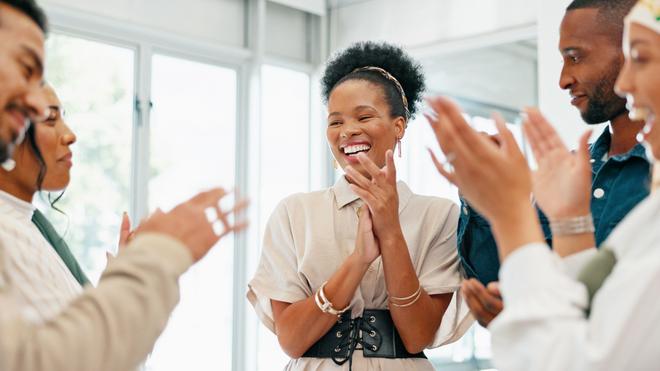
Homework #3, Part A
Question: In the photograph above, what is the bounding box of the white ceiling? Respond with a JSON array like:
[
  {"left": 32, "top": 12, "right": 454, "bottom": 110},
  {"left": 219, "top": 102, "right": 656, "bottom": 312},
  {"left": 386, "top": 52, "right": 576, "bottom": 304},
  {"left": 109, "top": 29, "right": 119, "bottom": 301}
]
[{"left": 328, "top": 0, "right": 373, "bottom": 8}]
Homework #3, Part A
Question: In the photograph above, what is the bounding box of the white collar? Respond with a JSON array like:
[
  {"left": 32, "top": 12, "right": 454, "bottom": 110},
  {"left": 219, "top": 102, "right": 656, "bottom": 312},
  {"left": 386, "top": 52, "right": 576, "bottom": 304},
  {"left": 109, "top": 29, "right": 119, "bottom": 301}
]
[
  {"left": 331, "top": 175, "right": 413, "bottom": 213},
  {"left": 0, "top": 190, "right": 35, "bottom": 222}
]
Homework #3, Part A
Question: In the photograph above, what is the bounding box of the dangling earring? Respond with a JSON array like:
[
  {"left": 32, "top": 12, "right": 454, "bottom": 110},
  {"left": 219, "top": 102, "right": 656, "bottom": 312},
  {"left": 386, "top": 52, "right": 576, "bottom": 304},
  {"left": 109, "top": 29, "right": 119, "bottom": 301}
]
[
  {"left": 1, "top": 159, "right": 16, "bottom": 172},
  {"left": 397, "top": 137, "right": 402, "bottom": 158}
]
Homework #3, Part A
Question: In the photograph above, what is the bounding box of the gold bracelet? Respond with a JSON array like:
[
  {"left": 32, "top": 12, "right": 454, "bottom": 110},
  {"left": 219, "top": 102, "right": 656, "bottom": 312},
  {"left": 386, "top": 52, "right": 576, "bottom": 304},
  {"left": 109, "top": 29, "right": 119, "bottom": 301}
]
[
  {"left": 388, "top": 285, "right": 421, "bottom": 302},
  {"left": 389, "top": 288, "right": 423, "bottom": 308}
]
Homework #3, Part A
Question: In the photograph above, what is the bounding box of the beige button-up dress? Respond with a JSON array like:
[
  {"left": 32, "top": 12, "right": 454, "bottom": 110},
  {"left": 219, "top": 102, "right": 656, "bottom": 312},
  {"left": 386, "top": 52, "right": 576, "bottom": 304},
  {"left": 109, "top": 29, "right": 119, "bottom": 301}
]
[{"left": 248, "top": 177, "right": 472, "bottom": 370}]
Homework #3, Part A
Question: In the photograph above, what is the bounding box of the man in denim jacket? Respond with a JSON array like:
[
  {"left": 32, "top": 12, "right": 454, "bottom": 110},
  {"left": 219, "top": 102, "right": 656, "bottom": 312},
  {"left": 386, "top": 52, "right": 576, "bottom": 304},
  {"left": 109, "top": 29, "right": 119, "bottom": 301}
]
[{"left": 459, "top": 0, "right": 651, "bottom": 327}]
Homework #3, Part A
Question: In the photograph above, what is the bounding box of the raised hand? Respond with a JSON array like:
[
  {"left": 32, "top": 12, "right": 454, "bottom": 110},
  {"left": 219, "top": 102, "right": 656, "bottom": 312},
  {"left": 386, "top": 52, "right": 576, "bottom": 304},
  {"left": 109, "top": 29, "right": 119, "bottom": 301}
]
[
  {"left": 344, "top": 150, "right": 401, "bottom": 240},
  {"left": 107, "top": 212, "right": 135, "bottom": 264},
  {"left": 523, "top": 108, "right": 592, "bottom": 219},
  {"left": 117, "top": 212, "right": 134, "bottom": 252},
  {"left": 135, "top": 188, "right": 249, "bottom": 262},
  {"left": 425, "top": 96, "right": 544, "bottom": 257},
  {"left": 425, "top": 96, "right": 532, "bottom": 223}
]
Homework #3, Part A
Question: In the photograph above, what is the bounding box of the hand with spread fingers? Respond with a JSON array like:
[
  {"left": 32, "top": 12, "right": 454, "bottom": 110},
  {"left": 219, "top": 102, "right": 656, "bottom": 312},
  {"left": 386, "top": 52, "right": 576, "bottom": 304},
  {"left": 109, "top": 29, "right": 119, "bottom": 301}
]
[
  {"left": 345, "top": 150, "right": 402, "bottom": 240},
  {"left": 425, "top": 96, "right": 545, "bottom": 257},
  {"left": 523, "top": 108, "right": 593, "bottom": 219},
  {"left": 462, "top": 279, "right": 503, "bottom": 328},
  {"left": 425, "top": 96, "right": 531, "bottom": 223},
  {"left": 136, "top": 188, "right": 250, "bottom": 262}
]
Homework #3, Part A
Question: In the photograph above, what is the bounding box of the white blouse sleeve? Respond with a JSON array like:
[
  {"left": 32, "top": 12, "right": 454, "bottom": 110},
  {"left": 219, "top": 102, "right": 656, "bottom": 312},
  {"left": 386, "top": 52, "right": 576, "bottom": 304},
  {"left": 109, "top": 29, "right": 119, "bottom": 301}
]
[
  {"left": 490, "top": 243, "right": 589, "bottom": 371},
  {"left": 247, "top": 200, "right": 313, "bottom": 333},
  {"left": 491, "top": 242, "right": 660, "bottom": 371}
]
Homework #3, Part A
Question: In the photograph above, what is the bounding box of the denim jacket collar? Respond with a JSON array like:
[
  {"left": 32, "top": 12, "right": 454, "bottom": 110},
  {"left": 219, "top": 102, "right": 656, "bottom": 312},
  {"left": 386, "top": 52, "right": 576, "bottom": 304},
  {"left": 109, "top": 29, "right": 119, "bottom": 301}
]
[{"left": 590, "top": 128, "right": 648, "bottom": 173}]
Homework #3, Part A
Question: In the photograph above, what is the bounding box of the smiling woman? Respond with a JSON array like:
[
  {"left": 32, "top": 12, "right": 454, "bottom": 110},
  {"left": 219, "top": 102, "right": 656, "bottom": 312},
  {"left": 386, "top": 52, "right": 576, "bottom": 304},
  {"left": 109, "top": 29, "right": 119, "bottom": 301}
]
[{"left": 248, "top": 41, "right": 471, "bottom": 371}]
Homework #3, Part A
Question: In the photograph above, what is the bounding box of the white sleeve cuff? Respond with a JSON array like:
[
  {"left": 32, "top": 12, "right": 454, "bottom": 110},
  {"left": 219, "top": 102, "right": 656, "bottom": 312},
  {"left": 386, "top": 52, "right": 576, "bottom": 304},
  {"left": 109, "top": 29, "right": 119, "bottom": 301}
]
[
  {"left": 499, "top": 242, "right": 588, "bottom": 311},
  {"left": 561, "top": 248, "right": 597, "bottom": 279},
  {"left": 500, "top": 243, "right": 555, "bottom": 298}
]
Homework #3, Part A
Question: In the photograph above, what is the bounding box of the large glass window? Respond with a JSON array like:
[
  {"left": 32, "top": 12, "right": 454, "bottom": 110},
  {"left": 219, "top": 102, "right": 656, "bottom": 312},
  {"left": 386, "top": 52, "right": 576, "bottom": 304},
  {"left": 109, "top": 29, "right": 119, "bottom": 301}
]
[
  {"left": 254, "top": 65, "right": 311, "bottom": 370},
  {"left": 145, "top": 54, "right": 238, "bottom": 371},
  {"left": 43, "top": 34, "right": 135, "bottom": 283}
]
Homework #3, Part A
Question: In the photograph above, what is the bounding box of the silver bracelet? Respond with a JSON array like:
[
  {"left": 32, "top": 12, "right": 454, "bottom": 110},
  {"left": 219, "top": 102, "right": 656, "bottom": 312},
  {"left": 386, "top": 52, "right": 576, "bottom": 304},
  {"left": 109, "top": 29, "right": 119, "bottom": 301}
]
[
  {"left": 314, "top": 281, "right": 349, "bottom": 317},
  {"left": 549, "top": 214, "right": 595, "bottom": 236}
]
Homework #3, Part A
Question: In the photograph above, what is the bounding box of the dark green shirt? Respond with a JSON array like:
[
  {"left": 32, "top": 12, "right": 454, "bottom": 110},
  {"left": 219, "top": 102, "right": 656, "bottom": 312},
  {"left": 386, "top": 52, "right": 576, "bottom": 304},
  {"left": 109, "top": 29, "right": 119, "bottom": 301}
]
[{"left": 31, "top": 209, "right": 90, "bottom": 286}]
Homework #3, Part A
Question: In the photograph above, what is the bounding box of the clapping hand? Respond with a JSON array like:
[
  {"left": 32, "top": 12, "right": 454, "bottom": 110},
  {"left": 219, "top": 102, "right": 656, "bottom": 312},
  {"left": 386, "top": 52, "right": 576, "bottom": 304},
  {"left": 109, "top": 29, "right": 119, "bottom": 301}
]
[
  {"left": 425, "top": 96, "right": 532, "bottom": 223},
  {"left": 523, "top": 108, "right": 592, "bottom": 219},
  {"left": 354, "top": 205, "right": 381, "bottom": 266},
  {"left": 425, "top": 96, "right": 544, "bottom": 257},
  {"left": 345, "top": 150, "right": 402, "bottom": 240}
]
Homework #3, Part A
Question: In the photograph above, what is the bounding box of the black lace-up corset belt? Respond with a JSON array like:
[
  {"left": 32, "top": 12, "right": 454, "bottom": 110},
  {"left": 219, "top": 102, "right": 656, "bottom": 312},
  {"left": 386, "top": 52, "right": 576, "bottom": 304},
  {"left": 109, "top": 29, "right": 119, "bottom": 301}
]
[{"left": 302, "top": 309, "right": 426, "bottom": 369}]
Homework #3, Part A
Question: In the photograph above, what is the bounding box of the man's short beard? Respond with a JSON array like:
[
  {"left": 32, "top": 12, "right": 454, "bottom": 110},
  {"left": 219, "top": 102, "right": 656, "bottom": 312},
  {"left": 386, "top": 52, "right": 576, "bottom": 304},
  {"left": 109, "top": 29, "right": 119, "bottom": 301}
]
[
  {"left": 582, "top": 93, "right": 627, "bottom": 125},
  {"left": 581, "top": 65, "right": 628, "bottom": 125}
]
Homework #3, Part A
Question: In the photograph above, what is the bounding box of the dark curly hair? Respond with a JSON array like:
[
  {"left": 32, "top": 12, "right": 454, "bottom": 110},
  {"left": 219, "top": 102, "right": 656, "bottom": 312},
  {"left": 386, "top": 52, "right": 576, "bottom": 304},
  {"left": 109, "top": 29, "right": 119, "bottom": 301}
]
[
  {"left": 321, "top": 41, "right": 425, "bottom": 120},
  {"left": 24, "top": 121, "right": 66, "bottom": 212}
]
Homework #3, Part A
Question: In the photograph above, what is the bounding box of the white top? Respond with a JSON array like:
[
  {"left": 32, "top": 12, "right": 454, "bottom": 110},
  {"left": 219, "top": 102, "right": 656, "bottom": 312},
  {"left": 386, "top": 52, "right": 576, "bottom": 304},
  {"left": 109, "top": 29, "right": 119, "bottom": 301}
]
[
  {"left": 491, "top": 191, "right": 660, "bottom": 371},
  {"left": 0, "top": 190, "right": 82, "bottom": 323},
  {"left": 248, "top": 177, "right": 472, "bottom": 371}
]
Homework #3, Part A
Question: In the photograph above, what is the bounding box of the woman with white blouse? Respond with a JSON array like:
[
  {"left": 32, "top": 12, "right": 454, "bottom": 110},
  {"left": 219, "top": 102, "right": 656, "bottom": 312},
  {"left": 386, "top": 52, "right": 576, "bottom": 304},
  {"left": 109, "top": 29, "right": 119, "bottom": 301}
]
[
  {"left": 248, "top": 42, "right": 471, "bottom": 371},
  {"left": 424, "top": 1, "right": 660, "bottom": 369}
]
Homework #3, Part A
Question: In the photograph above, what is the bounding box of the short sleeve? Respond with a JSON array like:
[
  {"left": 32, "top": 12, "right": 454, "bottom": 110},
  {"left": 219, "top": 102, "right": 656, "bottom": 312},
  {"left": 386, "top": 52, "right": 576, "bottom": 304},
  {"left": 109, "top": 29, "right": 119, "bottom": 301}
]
[
  {"left": 419, "top": 203, "right": 462, "bottom": 294},
  {"left": 418, "top": 202, "right": 473, "bottom": 347},
  {"left": 247, "top": 199, "right": 313, "bottom": 333}
]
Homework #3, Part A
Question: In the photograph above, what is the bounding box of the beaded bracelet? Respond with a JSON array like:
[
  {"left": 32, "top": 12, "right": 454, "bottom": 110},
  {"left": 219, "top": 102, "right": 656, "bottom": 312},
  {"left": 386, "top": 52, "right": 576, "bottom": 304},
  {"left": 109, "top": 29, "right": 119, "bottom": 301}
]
[{"left": 550, "top": 214, "right": 595, "bottom": 236}]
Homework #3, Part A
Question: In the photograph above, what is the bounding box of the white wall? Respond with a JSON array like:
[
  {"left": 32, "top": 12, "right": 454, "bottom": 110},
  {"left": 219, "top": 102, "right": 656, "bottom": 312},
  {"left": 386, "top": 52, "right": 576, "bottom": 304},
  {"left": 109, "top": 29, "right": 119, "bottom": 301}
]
[
  {"left": 425, "top": 41, "right": 537, "bottom": 113},
  {"left": 265, "top": 2, "right": 309, "bottom": 61},
  {"left": 270, "top": 0, "right": 325, "bottom": 16},
  {"left": 329, "top": 0, "right": 536, "bottom": 51},
  {"left": 41, "top": 0, "right": 246, "bottom": 47}
]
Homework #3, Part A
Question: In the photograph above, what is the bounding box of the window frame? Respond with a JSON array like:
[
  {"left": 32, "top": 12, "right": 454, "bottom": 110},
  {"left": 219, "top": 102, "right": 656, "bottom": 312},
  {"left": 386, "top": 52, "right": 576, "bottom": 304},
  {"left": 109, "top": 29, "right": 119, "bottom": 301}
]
[{"left": 43, "top": 2, "right": 327, "bottom": 371}]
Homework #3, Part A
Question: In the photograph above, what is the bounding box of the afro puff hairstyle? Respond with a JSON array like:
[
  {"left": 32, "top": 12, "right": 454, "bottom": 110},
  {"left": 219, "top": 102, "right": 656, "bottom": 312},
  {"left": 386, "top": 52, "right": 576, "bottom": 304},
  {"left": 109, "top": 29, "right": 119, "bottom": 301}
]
[{"left": 321, "top": 41, "right": 425, "bottom": 120}]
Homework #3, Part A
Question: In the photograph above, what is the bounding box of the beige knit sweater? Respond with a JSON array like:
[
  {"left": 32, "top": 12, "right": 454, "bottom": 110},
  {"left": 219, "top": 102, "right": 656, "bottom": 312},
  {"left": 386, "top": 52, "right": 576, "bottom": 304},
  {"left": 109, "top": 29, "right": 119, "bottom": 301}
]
[{"left": 0, "top": 232, "right": 194, "bottom": 371}]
